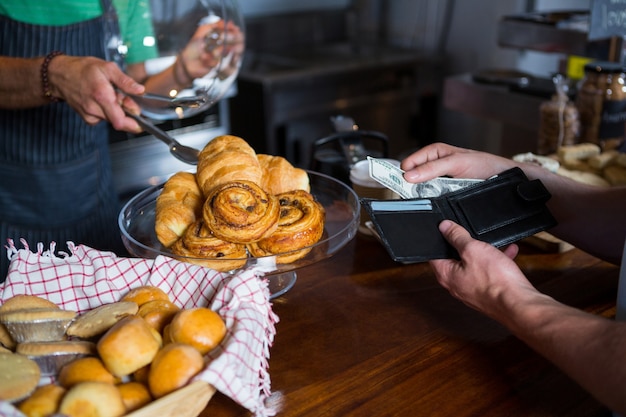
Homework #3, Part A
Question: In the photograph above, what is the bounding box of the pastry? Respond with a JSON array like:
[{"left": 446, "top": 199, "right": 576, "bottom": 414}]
[
  {"left": 58, "top": 381, "right": 125, "bottom": 417},
  {"left": 557, "top": 143, "right": 601, "bottom": 163},
  {"left": 203, "top": 180, "right": 280, "bottom": 244},
  {"left": 66, "top": 301, "right": 139, "bottom": 339},
  {"left": 170, "top": 219, "right": 248, "bottom": 272},
  {"left": 0, "top": 323, "right": 15, "bottom": 350},
  {"left": 258, "top": 154, "right": 310, "bottom": 194},
  {"left": 0, "top": 294, "right": 59, "bottom": 312},
  {"left": 17, "top": 383, "right": 66, "bottom": 417},
  {"left": 0, "top": 351, "right": 40, "bottom": 402},
  {"left": 247, "top": 189, "right": 325, "bottom": 264},
  {"left": 0, "top": 307, "right": 76, "bottom": 343},
  {"left": 155, "top": 171, "right": 204, "bottom": 247},
  {"left": 97, "top": 316, "right": 161, "bottom": 378},
  {"left": 148, "top": 343, "right": 204, "bottom": 398},
  {"left": 196, "top": 135, "right": 263, "bottom": 196},
  {"left": 166, "top": 307, "right": 226, "bottom": 355},
  {"left": 57, "top": 356, "right": 118, "bottom": 388},
  {"left": 16, "top": 340, "right": 97, "bottom": 376},
  {"left": 603, "top": 164, "right": 626, "bottom": 186}
]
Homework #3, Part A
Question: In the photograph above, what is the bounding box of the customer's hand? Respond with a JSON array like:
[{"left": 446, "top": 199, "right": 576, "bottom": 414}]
[
  {"left": 401, "top": 142, "right": 516, "bottom": 183},
  {"left": 48, "top": 55, "right": 145, "bottom": 133},
  {"left": 429, "top": 220, "right": 535, "bottom": 320}
]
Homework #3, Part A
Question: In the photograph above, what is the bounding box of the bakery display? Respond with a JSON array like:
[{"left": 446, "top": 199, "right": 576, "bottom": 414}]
[
  {"left": 0, "top": 288, "right": 228, "bottom": 416},
  {"left": 153, "top": 135, "right": 326, "bottom": 271}
]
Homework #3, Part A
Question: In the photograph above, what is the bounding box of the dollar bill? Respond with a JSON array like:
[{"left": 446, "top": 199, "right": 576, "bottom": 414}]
[{"left": 367, "top": 156, "right": 483, "bottom": 199}]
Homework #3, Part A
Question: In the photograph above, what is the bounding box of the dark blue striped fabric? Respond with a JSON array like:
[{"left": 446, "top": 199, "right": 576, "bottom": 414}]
[{"left": 0, "top": 5, "right": 127, "bottom": 280}]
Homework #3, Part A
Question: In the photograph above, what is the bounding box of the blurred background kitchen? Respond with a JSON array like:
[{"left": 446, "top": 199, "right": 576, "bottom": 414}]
[{"left": 111, "top": 0, "right": 599, "bottom": 200}]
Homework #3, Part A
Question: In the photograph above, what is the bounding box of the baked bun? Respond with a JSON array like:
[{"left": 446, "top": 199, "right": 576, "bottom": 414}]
[
  {"left": 155, "top": 172, "right": 204, "bottom": 247},
  {"left": 203, "top": 180, "right": 280, "bottom": 244},
  {"left": 196, "top": 135, "right": 263, "bottom": 196},
  {"left": 117, "top": 381, "right": 152, "bottom": 412},
  {"left": 58, "top": 356, "right": 118, "bottom": 388},
  {"left": 148, "top": 343, "right": 205, "bottom": 398},
  {"left": 167, "top": 307, "right": 226, "bottom": 355},
  {"left": 258, "top": 154, "right": 310, "bottom": 194},
  {"left": 0, "top": 323, "right": 15, "bottom": 350},
  {"left": 97, "top": 316, "right": 161, "bottom": 377},
  {"left": 137, "top": 299, "right": 180, "bottom": 334},
  {"left": 170, "top": 219, "right": 248, "bottom": 272},
  {"left": 58, "top": 381, "right": 125, "bottom": 417},
  {"left": 121, "top": 286, "right": 170, "bottom": 307},
  {"left": 0, "top": 351, "right": 40, "bottom": 402},
  {"left": 247, "top": 189, "right": 325, "bottom": 263},
  {"left": 18, "top": 383, "right": 66, "bottom": 417}
]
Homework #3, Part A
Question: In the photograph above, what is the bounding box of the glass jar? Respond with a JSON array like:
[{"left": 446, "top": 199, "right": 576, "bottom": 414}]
[
  {"left": 575, "top": 61, "right": 626, "bottom": 150},
  {"left": 538, "top": 93, "right": 579, "bottom": 155}
]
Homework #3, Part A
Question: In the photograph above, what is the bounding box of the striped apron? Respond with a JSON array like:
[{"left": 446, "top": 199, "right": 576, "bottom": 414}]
[{"left": 0, "top": 5, "right": 127, "bottom": 280}]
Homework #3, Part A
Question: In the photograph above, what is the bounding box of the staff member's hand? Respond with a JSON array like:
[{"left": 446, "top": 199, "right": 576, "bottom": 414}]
[{"left": 47, "top": 55, "right": 145, "bottom": 133}]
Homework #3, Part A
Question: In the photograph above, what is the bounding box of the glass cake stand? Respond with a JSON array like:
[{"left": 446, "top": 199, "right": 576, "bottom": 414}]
[{"left": 118, "top": 171, "right": 360, "bottom": 299}]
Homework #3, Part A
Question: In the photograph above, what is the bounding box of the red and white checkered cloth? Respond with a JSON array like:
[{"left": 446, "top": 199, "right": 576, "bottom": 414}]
[{"left": 0, "top": 239, "right": 279, "bottom": 417}]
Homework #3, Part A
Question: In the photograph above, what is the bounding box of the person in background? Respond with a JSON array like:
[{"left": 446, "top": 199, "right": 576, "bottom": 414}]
[
  {"left": 0, "top": 0, "right": 229, "bottom": 280},
  {"left": 401, "top": 142, "right": 626, "bottom": 415}
]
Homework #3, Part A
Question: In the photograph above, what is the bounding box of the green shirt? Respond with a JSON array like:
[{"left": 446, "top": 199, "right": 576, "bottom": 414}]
[{"left": 0, "top": 0, "right": 157, "bottom": 64}]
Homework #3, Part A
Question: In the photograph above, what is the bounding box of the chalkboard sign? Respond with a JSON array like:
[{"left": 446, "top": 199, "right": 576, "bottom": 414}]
[{"left": 589, "top": 0, "right": 626, "bottom": 40}]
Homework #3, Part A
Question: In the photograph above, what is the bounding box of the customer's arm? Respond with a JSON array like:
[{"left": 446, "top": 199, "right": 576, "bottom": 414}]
[
  {"left": 431, "top": 220, "right": 626, "bottom": 415},
  {"left": 401, "top": 142, "right": 626, "bottom": 264}
]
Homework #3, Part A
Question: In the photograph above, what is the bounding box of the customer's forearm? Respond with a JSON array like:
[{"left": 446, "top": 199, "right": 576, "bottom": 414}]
[{"left": 518, "top": 163, "right": 625, "bottom": 264}]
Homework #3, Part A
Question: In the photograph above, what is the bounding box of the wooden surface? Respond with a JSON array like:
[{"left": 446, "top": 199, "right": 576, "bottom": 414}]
[{"left": 201, "top": 234, "right": 620, "bottom": 417}]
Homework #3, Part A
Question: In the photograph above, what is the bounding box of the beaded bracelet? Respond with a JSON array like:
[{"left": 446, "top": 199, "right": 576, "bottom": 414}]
[{"left": 41, "top": 51, "right": 64, "bottom": 102}]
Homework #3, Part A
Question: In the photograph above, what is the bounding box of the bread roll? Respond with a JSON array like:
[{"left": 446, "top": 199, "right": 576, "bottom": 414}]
[
  {"left": 170, "top": 219, "right": 248, "bottom": 272},
  {"left": 148, "top": 343, "right": 204, "bottom": 398},
  {"left": 203, "top": 180, "right": 280, "bottom": 244},
  {"left": 58, "top": 381, "right": 125, "bottom": 417},
  {"left": 258, "top": 154, "right": 310, "bottom": 194},
  {"left": 18, "top": 383, "right": 66, "bottom": 417},
  {"left": 97, "top": 316, "right": 161, "bottom": 377},
  {"left": 155, "top": 172, "right": 204, "bottom": 248},
  {"left": 121, "top": 286, "right": 170, "bottom": 307},
  {"left": 0, "top": 295, "right": 59, "bottom": 312},
  {"left": 247, "top": 189, "right": 325, "bottom": 263},
  {"left": 196, "top": 135, "right": 263, "bottom": 196},
  {"left": 117, "top": 381, "right": 152, "bottom": 412},
  {"left": 58, "top": 356, "right": 118, "bottom": 388},
  {"left": 137, "top": 299, "right": 180, "bottom": 334},
  {"left": 167, "top": 307, "right": 226, "bottom": 355}
]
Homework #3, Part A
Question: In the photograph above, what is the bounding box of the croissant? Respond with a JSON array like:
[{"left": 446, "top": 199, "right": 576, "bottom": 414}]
[
  {"left": 257, "top": 154, "right": 310, "bottom": 195},
  {"left": 247, "top": 189, "right": 325, "bottom": 264},
  {"left": 170, "top": 220, "right": 248, "bottom": 272},
  {"left": 155, "top": 172, "right": 204, "bottom": 247},
  {"left": 203, "top": 180, "right": 280, "bottom": 244},
  {"left": 196, "top": 135, "right": 263, "bottom": 197}
]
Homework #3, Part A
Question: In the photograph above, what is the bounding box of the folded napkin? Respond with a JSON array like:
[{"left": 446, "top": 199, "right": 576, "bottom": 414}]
[{"left": 0, "top": 239, "right": 279, "bottom": 417}]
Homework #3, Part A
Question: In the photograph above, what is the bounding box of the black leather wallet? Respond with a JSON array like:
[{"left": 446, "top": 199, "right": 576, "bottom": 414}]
[{"left": 361, "top": 167, "right": 557, "bottom": 263}]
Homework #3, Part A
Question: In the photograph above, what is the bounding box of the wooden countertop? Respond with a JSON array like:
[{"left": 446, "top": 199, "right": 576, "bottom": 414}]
[{"left": 201, "top": 234, "right": 619, "bottom": 417}]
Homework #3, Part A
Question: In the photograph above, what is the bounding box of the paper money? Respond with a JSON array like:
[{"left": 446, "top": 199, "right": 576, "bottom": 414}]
[{"left": 367, "top": 156, "right": 483, "bottom": 199}]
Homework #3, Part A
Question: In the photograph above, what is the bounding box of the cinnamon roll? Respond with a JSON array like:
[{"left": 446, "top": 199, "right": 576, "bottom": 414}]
[
  {"left": 203, "top": 180, "right": 280, "bottom": 244},
  {"left": 170, "top": 220, "right": 247, "bottom": 272},
  {"left": 155, "top": 172, "right": 204, "bottom": 247},
  {"left": 247, "top": 190, "right": 325, "bottom": 264}
]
